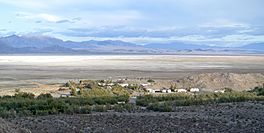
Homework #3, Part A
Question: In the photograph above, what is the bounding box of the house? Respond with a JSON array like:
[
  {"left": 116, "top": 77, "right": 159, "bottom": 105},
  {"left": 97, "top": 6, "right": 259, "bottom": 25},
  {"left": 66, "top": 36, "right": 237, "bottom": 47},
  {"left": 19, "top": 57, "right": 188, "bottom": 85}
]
[
  {"left": 190, "top": 88, "right": 200, "bottom": 93},
  {"left": 107, "top": 83, "right": 115, "bottom": 86},
  {"left": 161, "top": 89, "right": 172, "bottom": 93},
  {"left": 117, "top": 101, "right": 126, "bottom": 104},
  {"left": 98, "top": 82, "right": 106, "bottom": 86},
  {"left": 162, "top": 89, "right": 167, "bottom": 93},
  {"left": 214, "top": 90, "right": 225, "bottom": 93},
  {"left": 146, "top": 88, "right": 162, "bottom": 93},
  {"left": 146, "top": 88, "right": 154, "bottom": 93},
  {"left": 177, "top": 89, "right": 187, "bottom": 93},
  {"left": 153, "top": 89, "right": 162, "bottom": 93},
  {"left": 119, "top": 83, "right": 129, "bottom": 87},
  {"left": 117, "top": 78, "right": 127, "bottom": 83},
  {"left": 140, "top": 83, "right": 151, "bottom": 87},
  {"left": 60, "top": 92, "right": 71, "bottom": 97}
]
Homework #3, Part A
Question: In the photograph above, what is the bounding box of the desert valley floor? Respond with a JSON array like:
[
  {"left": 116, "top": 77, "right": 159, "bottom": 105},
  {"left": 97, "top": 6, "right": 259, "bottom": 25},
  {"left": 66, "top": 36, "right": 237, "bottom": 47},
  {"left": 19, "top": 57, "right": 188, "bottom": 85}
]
[
  {"left": 1, "top": 55, "right": 264, "bottom": 133},
  {"left": 0, "top": 55, "right": 264, "bottom": 90}
]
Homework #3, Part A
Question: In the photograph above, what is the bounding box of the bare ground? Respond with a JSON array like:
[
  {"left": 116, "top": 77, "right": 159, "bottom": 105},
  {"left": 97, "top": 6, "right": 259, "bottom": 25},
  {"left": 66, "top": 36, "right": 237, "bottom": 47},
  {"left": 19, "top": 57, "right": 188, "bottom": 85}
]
[
  {"left": 6, "top": 101, "right": 264, "bottom": 133},
  {"left": 0, "top": 118, "right": 30, "bottom": 133},
  {"left": 1, "top": 55, "right": 264, "bottom": 95}
]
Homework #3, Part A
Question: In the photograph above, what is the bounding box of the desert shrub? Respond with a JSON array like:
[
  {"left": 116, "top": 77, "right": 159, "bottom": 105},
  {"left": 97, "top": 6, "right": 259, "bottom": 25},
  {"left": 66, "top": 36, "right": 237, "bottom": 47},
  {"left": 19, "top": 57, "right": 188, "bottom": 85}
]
[
  {"left": 112, "top": 85, "right": 130, "bottom": 96},
  {"left": 37, "top": 93, "right": 53, "bottom": 99},
  {"left": 65, "top": 81, "right": 78, "bottom": 88},
  {"left": 15, "top": 88, "right": 20, "bottom": 93},
  {"left": 249, "top": 87, "right": 264, "bottom": 96},
  {"left": 93, "top": 105, "right": 107, "bottom": 112},
  {"left": 136, "top": 91, "right": 264, "bottom": 111},
  {"left": 147, "top": 103, "right": 172, "bottom": 112},
  {"left": 224, "top": 88, "right": 234, "bottom": 93},
  {"left": 128, "top": 84, "right": 140, "bottom": 90},
  {"left": 0, "top": 94, "right": 130, "bottom": 118},
  {"left": 147, "top": 79, "right": 155, "bottom": 83},
  {"left": 82, "top": 88, "right": 112, "bottom": 97},
  {"left": 136, "top": 95, "right": 158, "bottom": 106},
  {"left": 80, "top": 80, "right": 99, "bottom": 89},
  {"left": 113, "top": 104, "right": 125, "bottom": 112},
  {"left": 14, "top": 92, "right": 35, "bottom": 99}
]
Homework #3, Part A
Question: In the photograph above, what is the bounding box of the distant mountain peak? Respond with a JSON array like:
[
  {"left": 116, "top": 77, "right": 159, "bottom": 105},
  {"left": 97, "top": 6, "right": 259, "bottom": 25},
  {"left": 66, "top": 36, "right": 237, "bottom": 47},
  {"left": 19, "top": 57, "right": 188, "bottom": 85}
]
[{"left": 0, "top": 35, "right": 263, "bottom": 54}]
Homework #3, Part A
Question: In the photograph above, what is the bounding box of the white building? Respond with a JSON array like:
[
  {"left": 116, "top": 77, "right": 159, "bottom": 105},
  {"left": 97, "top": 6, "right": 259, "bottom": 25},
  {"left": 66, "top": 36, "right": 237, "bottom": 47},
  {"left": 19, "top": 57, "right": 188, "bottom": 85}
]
[
  {"left": 161, "top": 89, "right": 172, "bottom": 93},
  {"left": 146, "top": 88, "right": 163, "bottom": 93},
  {"left": 107, "top": 83, "right": 115, "bottom": 86},
  {"left": 140, "top": 83, "right": 151, "bottom": 87},
  {"left": 119, "top": 83, "right": 129, "bottom": 87},
  {"left": 190, "top": 88, "right": 200, "bottom": 93},
  {"left": 162, "top": 89, "right": 167, "bottom": 93},
  {"left": 177, "top": 89, "right": 187, "bottom": 93},
  {"left": 214, "top": 90, "right": 225, "bottom": 93},
  {"left": 98, "top": 82, "right": 106, "bottom": 86},
  {"left": 60, "top": 92, "right": 71, "bottom": 97},
  {"left": 146, "top": 88, "right": 154, "bottom": 93}
]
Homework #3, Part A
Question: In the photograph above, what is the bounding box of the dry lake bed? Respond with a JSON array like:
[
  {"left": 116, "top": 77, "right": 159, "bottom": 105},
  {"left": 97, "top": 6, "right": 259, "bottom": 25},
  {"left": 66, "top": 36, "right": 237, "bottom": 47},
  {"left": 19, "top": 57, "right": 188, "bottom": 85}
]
[{"left": 0, "top": 55, "right": 264, "bottom": 90}]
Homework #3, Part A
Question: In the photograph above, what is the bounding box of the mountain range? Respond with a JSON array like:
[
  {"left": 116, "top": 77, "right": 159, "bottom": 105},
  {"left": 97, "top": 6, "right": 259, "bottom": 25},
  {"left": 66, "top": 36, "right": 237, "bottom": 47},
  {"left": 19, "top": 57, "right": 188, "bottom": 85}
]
[{"left": 0, "top": 35, "right": 263, "bottom": 54}]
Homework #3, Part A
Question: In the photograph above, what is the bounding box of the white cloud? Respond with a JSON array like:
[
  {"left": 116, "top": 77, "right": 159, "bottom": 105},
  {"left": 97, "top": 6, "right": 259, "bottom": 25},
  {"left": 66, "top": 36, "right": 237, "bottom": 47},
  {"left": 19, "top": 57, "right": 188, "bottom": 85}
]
[
  {"left": 200, "top": 19, "right": 249, "bottom": 28},
  {"left": 37, "top": 14, "right": 61, "bottom": 22},
  {"left": 65, "top": 10, "right": 143, "bottom": 27},
  {"left": 0, "top": 0, "right": 47, "bottom": 9},
  {"left": 0, "top": 0, "right": 128, "bottom": 10},
  {"left": 16, "top": 12, "right": 64, "bottom": 23}
]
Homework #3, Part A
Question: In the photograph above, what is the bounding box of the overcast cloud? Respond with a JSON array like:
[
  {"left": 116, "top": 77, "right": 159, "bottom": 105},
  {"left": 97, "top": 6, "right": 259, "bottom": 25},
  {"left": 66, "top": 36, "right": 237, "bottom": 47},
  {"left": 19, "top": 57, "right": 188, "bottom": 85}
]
[{"left": 0, "top": 0, "right": 263, "bottom": 46}]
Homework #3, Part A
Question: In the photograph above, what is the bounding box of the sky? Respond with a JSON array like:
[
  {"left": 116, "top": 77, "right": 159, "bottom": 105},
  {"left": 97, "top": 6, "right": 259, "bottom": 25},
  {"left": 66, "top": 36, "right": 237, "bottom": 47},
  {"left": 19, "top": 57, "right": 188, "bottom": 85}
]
[{"left": 0, "top": 0, "right": 263, "bottom": 46}]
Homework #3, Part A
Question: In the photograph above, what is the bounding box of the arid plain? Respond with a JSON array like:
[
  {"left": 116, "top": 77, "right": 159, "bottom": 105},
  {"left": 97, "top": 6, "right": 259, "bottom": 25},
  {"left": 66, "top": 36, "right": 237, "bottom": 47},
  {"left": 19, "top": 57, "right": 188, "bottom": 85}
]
[
  {"left": 0, "top": 55, "right": 264, "bottom": 91},
  {"left": 1, "top": 55, "right": 264, "bottom": 132}
]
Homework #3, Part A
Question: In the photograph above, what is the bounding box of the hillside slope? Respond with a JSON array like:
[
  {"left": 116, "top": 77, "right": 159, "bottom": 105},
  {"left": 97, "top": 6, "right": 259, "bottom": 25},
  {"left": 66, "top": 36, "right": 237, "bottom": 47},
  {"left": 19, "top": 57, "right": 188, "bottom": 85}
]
[{"left": 175, "top": 73, "right": 264, "bottom": 91}]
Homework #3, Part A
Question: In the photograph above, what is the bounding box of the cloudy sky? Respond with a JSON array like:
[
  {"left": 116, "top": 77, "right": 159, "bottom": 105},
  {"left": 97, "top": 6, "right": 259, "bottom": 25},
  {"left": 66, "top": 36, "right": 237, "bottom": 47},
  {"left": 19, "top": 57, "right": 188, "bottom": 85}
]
[{"left": 0, "top": 0, "right": 263, "bottom": 46}]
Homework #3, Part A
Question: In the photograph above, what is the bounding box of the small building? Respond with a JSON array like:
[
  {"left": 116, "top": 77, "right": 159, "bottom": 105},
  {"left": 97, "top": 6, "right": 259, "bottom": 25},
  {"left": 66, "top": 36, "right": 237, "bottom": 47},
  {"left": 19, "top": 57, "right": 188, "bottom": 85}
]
[
  {"left": 119, "top": 83, "right": 129, "bottom": 87},
  {"left": 140, "top": 83, "right": 151, "bottom": 87},
  {"left": 190, "top": 88, "right": 200, "bottom": 93},
  {"left": 177, "top": 89, "right": 187, "bottom": 93},
  {"left": 214, "top": 90, "right": 225, "bottom": 93},
  {"left": 146, "top": 88, "right": 154, "bottom": 93},
  {"left": 98, "top": 82, "right": 106, "bottom": 86},
  {"left": 107, "top": 83, "right": 115, "bottom": 86},
  {"left": 117, "top": 101, "right": 126, "bottom": 104},
  {"left": 146, "top": 88, "right": 162, "bottom": 93},
  {"left": 162, "top": 89, "right": 167, "bottom": 93},
  {"left": 60, "top": 92, "right": 71, "bottom": 97},
  {"left": 153, "top": 89, "right": 162, "bottom": 93},
  {"left": 161, "top": 89, "right": 172, "bottom": 93}
]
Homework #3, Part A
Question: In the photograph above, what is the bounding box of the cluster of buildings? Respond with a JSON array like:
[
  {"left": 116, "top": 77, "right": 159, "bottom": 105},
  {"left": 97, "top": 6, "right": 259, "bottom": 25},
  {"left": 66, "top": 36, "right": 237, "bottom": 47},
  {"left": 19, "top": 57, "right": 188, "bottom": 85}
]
[
  {"left": 146, "top": 87, "right": 200, "bottom": 94},
  {"left": 59, "top": 78, "right": 205, "bottom": 97},
  {"left": 97, "top": 78, "right": 202, "bottom": 94}
]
